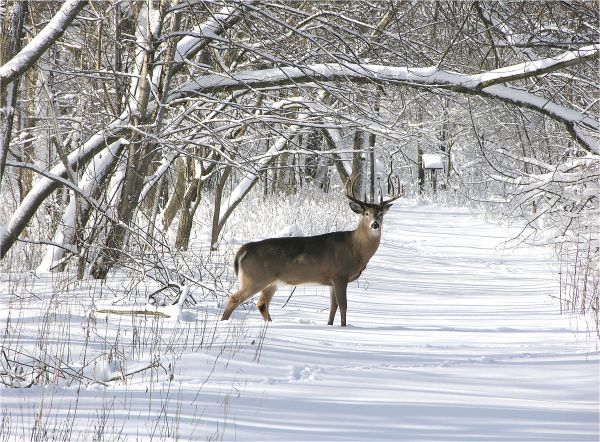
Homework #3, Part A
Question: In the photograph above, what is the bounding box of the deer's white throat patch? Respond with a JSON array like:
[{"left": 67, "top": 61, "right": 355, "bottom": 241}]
[{"left": 369, "top": 227, "right": 382, "bottom": 237}]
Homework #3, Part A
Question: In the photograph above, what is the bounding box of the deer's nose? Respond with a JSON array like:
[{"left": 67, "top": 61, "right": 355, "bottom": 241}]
[{"left": 371, "top": 221, "right": 380, "bottom": 230}]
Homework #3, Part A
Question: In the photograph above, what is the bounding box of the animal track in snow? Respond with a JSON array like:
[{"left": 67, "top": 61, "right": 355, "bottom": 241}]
[{"left": 264, "top": 365, "right": 322, "bottom": 384}]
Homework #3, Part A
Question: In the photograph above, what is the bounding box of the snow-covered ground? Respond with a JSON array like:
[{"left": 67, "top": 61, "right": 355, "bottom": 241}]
[{"left": 1, "top": 202, "right": 598, "bottom": 440}]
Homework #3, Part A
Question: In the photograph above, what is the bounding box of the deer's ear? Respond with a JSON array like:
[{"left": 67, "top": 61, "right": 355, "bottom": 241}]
[
  {"left": 349, "top": 201, "right": 364, "bottom": 214},
  {"left": 382, "top": 203, "right": 393, "bottom": 214}
]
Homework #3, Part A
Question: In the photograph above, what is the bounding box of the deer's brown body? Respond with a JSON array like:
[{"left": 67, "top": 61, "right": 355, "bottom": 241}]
[{"left": 221, "top": 184, "right": 400, "bottom": 326}]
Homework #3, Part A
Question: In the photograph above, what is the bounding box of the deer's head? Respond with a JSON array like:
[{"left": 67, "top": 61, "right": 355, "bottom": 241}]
[{"left": 345, "top": 179, "right": 403, "bottom": 233}]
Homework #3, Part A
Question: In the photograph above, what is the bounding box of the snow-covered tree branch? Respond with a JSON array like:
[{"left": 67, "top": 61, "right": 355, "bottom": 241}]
[
  {"left": 171, "top": 44, "right": 599, "bottom": 153},
  {"left": 0, "top": 0, "right": 87, "bottom": 84}
]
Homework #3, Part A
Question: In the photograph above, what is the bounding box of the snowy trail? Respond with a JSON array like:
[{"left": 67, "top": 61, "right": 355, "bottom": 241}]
[
  {"left": 206, "top": 203, "right": 598, "bottom": 441},
  {"left": 1, "top": 203, "right": 598, "bottom": 441}
]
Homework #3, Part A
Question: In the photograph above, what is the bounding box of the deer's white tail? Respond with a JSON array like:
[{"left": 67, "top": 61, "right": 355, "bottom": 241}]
[{"left": 233, "top": 249, "right": 247, "bottom": 277}]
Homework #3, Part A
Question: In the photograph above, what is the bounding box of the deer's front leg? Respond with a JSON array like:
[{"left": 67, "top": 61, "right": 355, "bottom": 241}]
[
  {"left": 328, "top": 286, "right": 338, "bottom": 325},
  {"left": 332, "top": 278, "right": 348, "bottom": 326}
]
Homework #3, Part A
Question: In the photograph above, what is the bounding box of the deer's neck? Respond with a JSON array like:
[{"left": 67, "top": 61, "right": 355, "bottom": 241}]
[{"left": 352, "top": 222, "right": 381, "bottom": 262}]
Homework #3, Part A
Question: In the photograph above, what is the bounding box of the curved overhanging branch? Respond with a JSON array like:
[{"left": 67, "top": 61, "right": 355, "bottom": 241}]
[
  {"left": 470, "top": 44, "right": 600, "bottom": 89},
  {"left": 170, "top": 44, "right": 600, "bottom": 154}
]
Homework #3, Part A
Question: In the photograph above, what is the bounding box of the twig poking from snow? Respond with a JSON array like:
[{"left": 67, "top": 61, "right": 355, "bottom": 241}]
[{"left": 281, "top": 287, "right": 297, "bottom": 309}]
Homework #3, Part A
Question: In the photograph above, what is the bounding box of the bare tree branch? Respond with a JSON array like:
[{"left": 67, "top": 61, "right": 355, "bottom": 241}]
[{"left": 0, "top": 0, "right": 87, "bottom": 83}]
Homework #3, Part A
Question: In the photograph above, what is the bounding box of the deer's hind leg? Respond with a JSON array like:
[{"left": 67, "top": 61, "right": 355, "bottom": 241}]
[
  {"left": 256, "top": 284, "right": 277, "bottom": 321},
  {"left": 221, "top": 281, "right": 267, "bottom": 321}
]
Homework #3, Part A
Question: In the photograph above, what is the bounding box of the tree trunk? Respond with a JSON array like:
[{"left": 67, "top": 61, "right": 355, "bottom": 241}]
[
  {"left": 351, "top": 130, "right": 366, "bottom": 199},
  {"left": 38, "top": 140, "right": 123, "bottom": 272},
  {"left": 440, "top": 97, "right": 450, "bottom": 189},
  {"left": 90, "top": 1, "right": 169, "bottom": 278},
  {"left": 368, "top": 88, "right": 381, "bottom": 203},
  {"left": 368, "top": 132, "right": 376, "bottom": 203},
  {"left": 18, "top": 66, "right": 37, "bottom": 203},
  {"left": 417, "top": 146, "right": 425, "bottom": 195},
  {"left": 210, "top": 165, "right": 232, "bottom": 250},
  {"left": 0, "top": 0, "right": 27, "bottom": 194},
  {"left": 175, "top": 177, "right": 203, "bottom": 251},
  {"left": 322, "top": 129, "right": 350, "bottom": 185},
  {"left": 278, "top": 152, "right": 289, "bottom": 192},
  {"left": 90, "top": 138, "right": 157, "bottom": 278},
  {"left": 161, "top": 157, "right": 188, "bottom": 232}
]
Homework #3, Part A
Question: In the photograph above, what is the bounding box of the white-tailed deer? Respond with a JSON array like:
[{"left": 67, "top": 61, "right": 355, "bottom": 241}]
[{"left": 221, "top": 181, "right": 402, "bottom": 326}]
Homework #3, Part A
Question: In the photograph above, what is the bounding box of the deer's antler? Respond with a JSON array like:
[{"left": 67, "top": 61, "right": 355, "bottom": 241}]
[
  {"left": 344, "top": 175, "right": 365, "bottom": 206},
  {"left": 380, "top": 179, "right": 404, "bottom": 206},
  {"left": 346, "top": 175, "right": 403, "bottom": 208}
]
